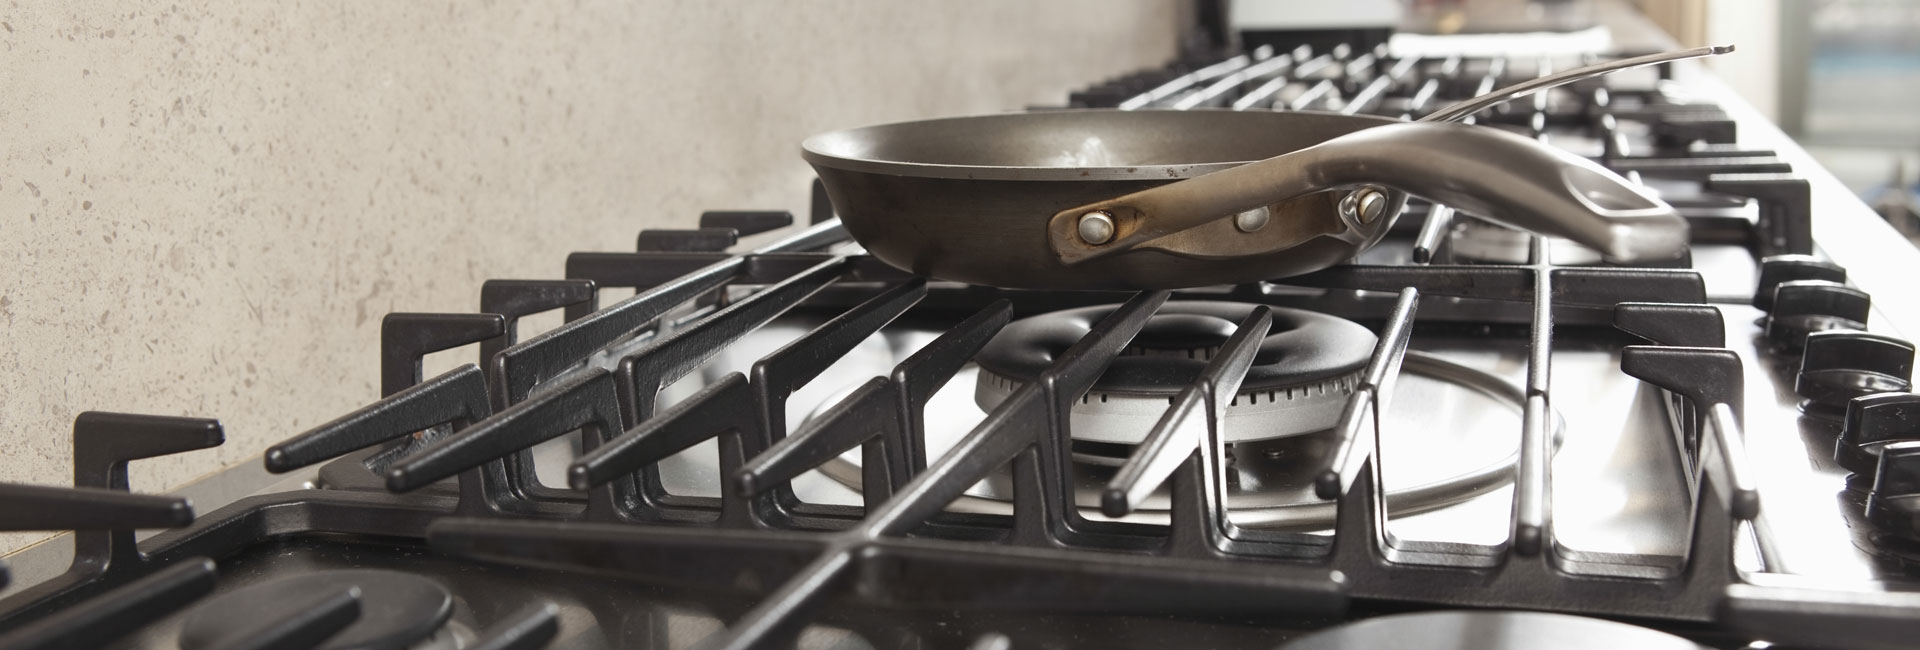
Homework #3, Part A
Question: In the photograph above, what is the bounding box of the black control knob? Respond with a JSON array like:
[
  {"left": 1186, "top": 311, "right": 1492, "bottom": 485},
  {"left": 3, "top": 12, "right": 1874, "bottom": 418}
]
[
  {"left": 1865, "top": 440, "right": 1920, "bottom": 539},
  {"left": 1796, "top": 331, "right": 1915, "bottom": 415},
  {"left": 1765, "top": 280, "right": 1869, "bottom": 352},
  {"left": 1752, "top": 254, "right": 1846, "bottom": 311},
  {"left": 1836, "top": 392, "right": 1920, "bottom": 474}
]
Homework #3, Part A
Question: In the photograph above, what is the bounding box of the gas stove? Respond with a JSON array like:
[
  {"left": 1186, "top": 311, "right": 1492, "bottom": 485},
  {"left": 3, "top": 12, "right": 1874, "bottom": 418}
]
[{"left": 4, "top": 30, "right": 1920, "bottom": 650}]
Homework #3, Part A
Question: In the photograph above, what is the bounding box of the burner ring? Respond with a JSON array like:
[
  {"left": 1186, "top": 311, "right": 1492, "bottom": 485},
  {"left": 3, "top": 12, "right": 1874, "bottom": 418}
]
[
  {"left": 974, "top": 302, "right": 1377, "bottom": 444},
  {"left": 1279, "top": 611, "right": 1705, "bottom": 649}
]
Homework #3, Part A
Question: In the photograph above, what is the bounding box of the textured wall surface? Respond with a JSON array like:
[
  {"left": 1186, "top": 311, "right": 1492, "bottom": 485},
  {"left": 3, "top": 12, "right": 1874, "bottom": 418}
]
[{"left": 0, "top": 1, "right": 1179, "bottom": 554}]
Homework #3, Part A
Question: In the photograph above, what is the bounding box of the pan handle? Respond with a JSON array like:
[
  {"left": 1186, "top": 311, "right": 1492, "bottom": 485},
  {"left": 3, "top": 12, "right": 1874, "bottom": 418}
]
[{"left": 1047, "top": 121, "right": 1687, "bottom": 266}]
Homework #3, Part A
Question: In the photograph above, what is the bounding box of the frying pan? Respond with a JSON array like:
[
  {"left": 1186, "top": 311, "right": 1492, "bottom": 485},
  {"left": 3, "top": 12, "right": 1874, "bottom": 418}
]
[{"left": 803, "top": 47, "right": 1727, "bottom": 290}]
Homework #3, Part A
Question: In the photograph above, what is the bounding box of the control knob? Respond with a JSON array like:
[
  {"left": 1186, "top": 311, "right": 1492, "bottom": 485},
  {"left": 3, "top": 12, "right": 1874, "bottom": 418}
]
[
  {"left": 1796, "top": 331, "right": 1915, "bottom": 416},
  {"left": 1765, "top": 280, "right": 1869, "bottom": 352},
  {"left": 1865, "top": 441, "right": 1920, "bottom": 540},
  {"left": 1835, "top": 392, "right": 1920, "bottom": 475},
  {"left": 1752, "top": 254, "right": 1846, "bottom": 312}
]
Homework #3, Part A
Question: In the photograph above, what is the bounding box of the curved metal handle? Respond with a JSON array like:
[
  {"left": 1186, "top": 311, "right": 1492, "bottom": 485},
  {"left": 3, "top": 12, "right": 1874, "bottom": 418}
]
[{"left": 1048, "top": 121, "right": 1687, "bottom": 265}]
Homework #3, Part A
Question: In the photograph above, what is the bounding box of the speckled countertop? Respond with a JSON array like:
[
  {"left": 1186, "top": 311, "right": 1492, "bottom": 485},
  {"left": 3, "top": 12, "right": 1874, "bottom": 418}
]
[{"left": 0, "top": 0, "right": 1180, "bottom": 554}]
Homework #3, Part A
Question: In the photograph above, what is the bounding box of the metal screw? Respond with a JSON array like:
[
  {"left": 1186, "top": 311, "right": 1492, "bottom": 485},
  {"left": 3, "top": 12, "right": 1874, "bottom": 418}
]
[
  {"left": 1353, "top": 187, "right": 1388, "bottom": 224},
  {"left": 1077, "top": 211, "right": 1115, "bottom": 245},
  {"left": 1233, "top": 207, "right": 1270, "bottom": 233}
]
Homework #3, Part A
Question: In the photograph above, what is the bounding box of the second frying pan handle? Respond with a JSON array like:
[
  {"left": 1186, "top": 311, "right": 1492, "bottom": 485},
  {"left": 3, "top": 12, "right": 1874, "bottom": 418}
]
[{"left": 1047, "top": 121, "right": 1688, "bottom": 266}]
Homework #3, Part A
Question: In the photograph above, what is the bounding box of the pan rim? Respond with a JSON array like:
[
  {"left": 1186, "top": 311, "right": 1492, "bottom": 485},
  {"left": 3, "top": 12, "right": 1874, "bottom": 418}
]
[{"left": 799, "top": 108, "right": 1399, "bottom": 182}]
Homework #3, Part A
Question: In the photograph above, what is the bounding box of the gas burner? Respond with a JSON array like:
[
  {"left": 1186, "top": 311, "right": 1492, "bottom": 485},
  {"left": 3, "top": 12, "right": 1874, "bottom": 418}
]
[
  {"left": 178, "top": 569, "right": 458, "bottom": 650},
  {"left": 812, "top": 346, "right": 1558, "bottom": 532},
  {"left": 1278, "top": 611, "right": 1705, "bottom": 649},
  {"left": 1446, "top": 217, "right": 1603, "bottom": 265},
  {"left": 974, "top": 302, "right": 1377, "bottom": 445}
]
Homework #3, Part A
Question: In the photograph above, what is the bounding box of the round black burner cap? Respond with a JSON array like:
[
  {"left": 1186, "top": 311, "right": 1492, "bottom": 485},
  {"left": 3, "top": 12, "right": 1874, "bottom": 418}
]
[
  {"left": 179, "top": 569, "right": 453, "bottom": 650},
  {"left": 1278, "top": 611, "right": 1705, "bottom": 650}
]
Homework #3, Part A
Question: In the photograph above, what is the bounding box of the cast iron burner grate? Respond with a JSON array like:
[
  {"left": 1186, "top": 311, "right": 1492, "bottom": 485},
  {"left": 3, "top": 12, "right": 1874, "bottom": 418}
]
[{"left": 1, "top": 45, "right": 1916, "bottom": 650}]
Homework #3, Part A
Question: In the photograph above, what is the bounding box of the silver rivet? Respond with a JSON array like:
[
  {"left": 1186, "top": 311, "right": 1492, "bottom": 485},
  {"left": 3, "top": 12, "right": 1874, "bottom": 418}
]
[
  {"left": 1077, "top": 211, "right": 1115, "bottom": 245},
  {"left": 1354, "top": 187, "right": 1388, "bottom": 224},
  {"left": 1233, "top": 207, "right": 1270, "bottom": 233}
]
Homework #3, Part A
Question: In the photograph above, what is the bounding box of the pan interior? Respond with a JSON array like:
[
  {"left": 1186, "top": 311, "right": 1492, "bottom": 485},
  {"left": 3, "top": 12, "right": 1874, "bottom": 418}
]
[{"left": 801, "top": 109, "right": 1397, "bottom": 181}]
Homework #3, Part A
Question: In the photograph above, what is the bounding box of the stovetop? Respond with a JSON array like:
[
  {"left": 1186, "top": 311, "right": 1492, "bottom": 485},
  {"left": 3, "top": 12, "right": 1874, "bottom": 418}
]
[{"left": 4, "top": 29, "right": 1920, "bottom": 650}]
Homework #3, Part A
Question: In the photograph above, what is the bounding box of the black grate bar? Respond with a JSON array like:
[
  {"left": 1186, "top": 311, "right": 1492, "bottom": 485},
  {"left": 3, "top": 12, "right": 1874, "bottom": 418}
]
[
  {"left": 752, "top": 279, "right": 928, "bottom": 445},
  {"left": 495, "top": 256, "right": 743, "bottom": 406},
  {"left": 1316, "top": 288, "right": 1420, "bottom": 500},
  {"left": 752, "top": 219, "right": 850, "bottom": 254},
  {"left": 1283, "top": 265, "right": 1707, "bottom": 307},
  {"left": 1288, "top": 79, "right": 1338, "bottom": 111},
  {"left": 700, "top": 210, "right": 795, "bottom": 238},
  {"left": 607, "top": 257, "right": 846, "bottom": 517},
  {"left": 1230, "top": 74, "right": 1291, "bottom": 111},
  {"left": 468, "top": 602, "right": 560, "bottom": 650},
  {"left": 888, "top": 301, "right": 1014, "bottom": 477},
  {"left": 1117, "top": 53, "right": 1253, "bottom": 110},
  {"left": 1512, "top": 238, "right": 1555, "bottom": 555},
  {"left": 697, "top": 292, "right": 1170, "bottom": 650},
  {"left": 1620, "top": 346, "right": 1756, "bottom": 516},
  {"left": 1172, "top": 52, "right": 1292, "bottom": 110},
  {"left": 1704, "top": 404, "right": 1760, "bottom": 521},
  {"left": 390, "top": 368, "right": 623, "bottom": 497},
  {"left": 71, "top": 412, "right": 224, "bottom": 577},
  {"left": 748, "top": 278, "right": 927, "bottom": 511},
  {"left": 736, "top": 296, "right": 1003, "bottom": 506},
  {"left": 566, "top": 251, "right": 734, "bottom": 291},
  {"left": 204, "top": 586, "right": 361, "bottom": 650},
  {"left": 427, "top": 518, "right": 827, "bottom": 594},
  {"left": 737, "top": 377, "right": 893, "bottom": 501},
  {"left": 0, "top": 558, "right": 215, "bottom": 650},
  {"left": 637, "top": 228, "right": 739, "bottom": 252},
  {"left": 616, "top": 258, "right": 848, "bottom": 424},
  {"left": 265, "top": 364, "right": 492, "bottom": 473},
  {"left": 1613, "top": 302, "right": 1727, "bottom": 348},
  {"left": 859, "top": 538, "right": 1346, "bottom": 615},
  {"left": 1340, "top": 75, "right": 1395, "bottom": 115},
  {"left": 1724, "top": 582, "right": 1920, "bottom": 650},
  {"left": 1410, "top": 204, "right": 1455, "bottom": 264},
  {"left": 381, "top": 313, "right": 506, "bottom": 397},
  {"left": 478, "top": 279, "right": 599, "bottom": 369},
  {"left": 1103, "top": 307, "right": 1273, "bottom": 516},
  {"left": 709, "top": 550, "right": 857, "bottom": 650},
  {"left": 572, "top": 374, "right": 765, "bottom": 525},
  {"left": 1607, "top": 156, "right": 1791, "bottom": 180},
  {"left": 0, "top": 484, "right": 192, "bottom": 531},
  {"left": 867, "top": 291, "right": 1167, "bottom": 538}
]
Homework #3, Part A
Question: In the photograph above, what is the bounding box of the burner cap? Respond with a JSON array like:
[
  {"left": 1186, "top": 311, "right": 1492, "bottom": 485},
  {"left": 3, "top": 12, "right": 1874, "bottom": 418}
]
[
  {"left": 974, "top": 302, "right": 1376, "bottom": 444},
  {"left": 1278, "top": 611, "right": 1706, "bottom": 650},
  {"left": 179, "top": 569, "right": 453, "bottom": 650}
]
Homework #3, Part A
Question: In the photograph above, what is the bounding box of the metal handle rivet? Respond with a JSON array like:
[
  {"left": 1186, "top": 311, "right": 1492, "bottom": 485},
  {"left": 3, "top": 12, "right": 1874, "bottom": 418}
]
[
  {"left": 1077, "top": 211, "right": 1116, "bottom": 245},
  {"left": 1234, "top": 207, "right": 1270, "bottom": 233}
]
